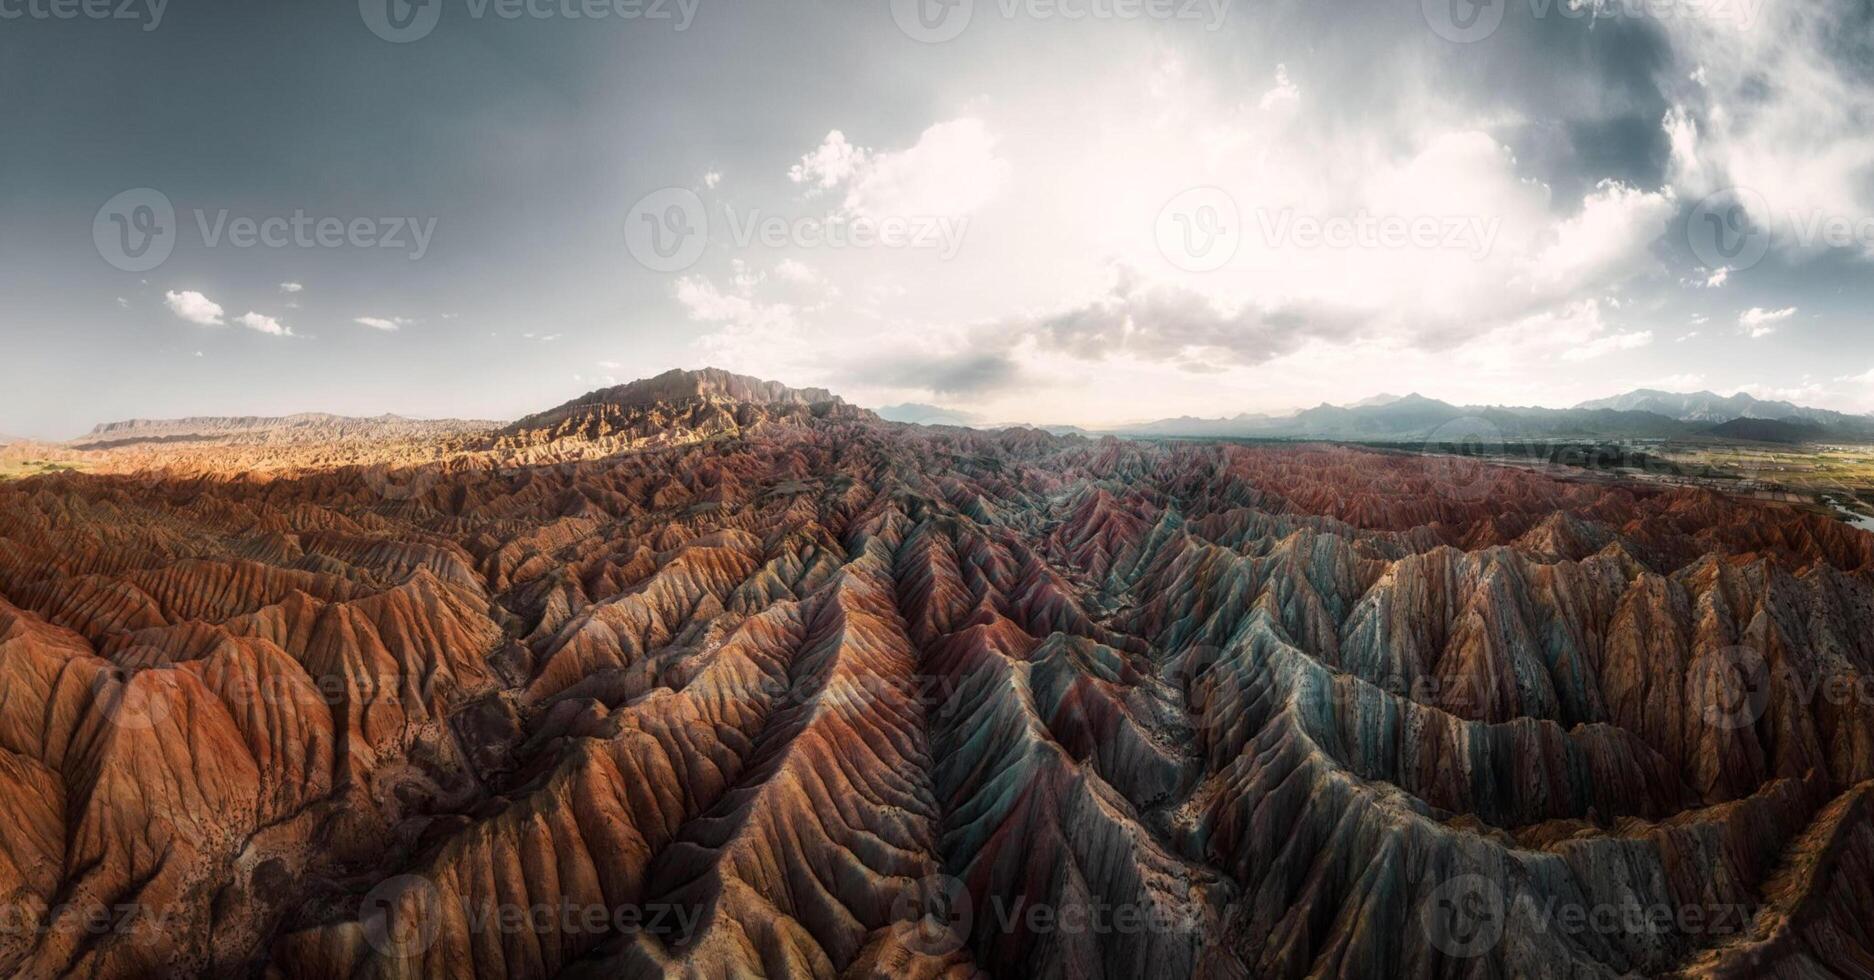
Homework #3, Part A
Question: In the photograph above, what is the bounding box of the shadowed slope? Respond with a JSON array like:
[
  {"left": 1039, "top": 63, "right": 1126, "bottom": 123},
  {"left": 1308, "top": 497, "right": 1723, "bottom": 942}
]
[{"left": 1, "top": 379, "right": 1872, "bottom": 979}]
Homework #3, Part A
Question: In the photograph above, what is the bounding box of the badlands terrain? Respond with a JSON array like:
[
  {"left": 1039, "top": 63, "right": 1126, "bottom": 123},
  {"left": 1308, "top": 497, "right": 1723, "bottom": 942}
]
[{"left": 1, "top": 368, "right": 1872, "bottom": 979}]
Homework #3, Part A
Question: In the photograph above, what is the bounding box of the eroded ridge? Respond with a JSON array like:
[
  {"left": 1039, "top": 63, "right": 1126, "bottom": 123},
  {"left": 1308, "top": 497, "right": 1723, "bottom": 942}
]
[{"left": 2, "top": 375, "right": 1872, "bottom": 978}]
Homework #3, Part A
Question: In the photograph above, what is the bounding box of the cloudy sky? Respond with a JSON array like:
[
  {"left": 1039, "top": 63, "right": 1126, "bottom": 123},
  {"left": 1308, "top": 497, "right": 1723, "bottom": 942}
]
[{"left": 3, "top": 0, "right": 1872, "bottom": 438}]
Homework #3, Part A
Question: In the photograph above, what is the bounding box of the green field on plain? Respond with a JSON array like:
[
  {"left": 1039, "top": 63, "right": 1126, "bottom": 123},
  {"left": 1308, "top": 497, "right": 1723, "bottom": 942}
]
[{"left": 0, "top": 456, "right": 86, "bottom": 481}]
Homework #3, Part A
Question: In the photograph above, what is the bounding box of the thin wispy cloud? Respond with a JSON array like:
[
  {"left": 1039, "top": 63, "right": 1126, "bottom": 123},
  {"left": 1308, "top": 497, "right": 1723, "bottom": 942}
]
[{"left": 1740, "top": 306, "right": 1798, "bottom": 338}]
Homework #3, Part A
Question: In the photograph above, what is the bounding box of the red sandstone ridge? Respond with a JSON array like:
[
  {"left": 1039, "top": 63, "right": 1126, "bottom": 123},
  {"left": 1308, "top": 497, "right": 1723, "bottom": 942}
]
[
  {"left": 0, "top": 369, "right": 1871, "bottom": 979},
  {"left": 493, "top": 367, "right": 872, "bottom": 458},
  {"left": 71, "top": 413, "right": 495, "bottom": 450}
]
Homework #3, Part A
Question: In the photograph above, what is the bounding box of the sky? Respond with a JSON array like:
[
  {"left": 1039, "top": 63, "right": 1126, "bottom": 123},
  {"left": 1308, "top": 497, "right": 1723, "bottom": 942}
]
[{"left": 3, "top": 0, "right": 1873, "bottom": 438}]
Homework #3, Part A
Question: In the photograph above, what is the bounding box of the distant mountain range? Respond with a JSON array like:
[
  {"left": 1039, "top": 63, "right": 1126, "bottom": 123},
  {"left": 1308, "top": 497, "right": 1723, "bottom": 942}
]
[
  {"left": 1573, "top": 389, "right": 1867, "bottom": 428},
  {"left": 51, "top": 383, "right": 1874, "bottom": 454},
  {"left": 875, "top": 403, "right": 982, "bottom": 427},
  {"left": 1704, "top": 417, "right": 1829, "bottom": 444},
  {"left": 69, "top": 413, "right": 494, "bottom": 450},
  {"left": 1092, "top": 411, "right": 1290, "bottom": 439},
  {"left": 1076, "top": 389, "right": 1874, "bottom": 444}
]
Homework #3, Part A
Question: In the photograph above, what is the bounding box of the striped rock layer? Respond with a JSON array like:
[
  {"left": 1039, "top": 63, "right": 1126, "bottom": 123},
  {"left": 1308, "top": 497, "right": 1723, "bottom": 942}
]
[{"left": 1, "top": 394, "right": 1872, "bottom": 979}]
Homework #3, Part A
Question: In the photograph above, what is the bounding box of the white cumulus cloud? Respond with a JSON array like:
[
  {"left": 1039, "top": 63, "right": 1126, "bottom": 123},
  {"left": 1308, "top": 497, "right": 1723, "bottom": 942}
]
[
  {"left": 790, "top": 119, "right": 1008, "bottom": 219},
  {"left": 1258, "top": 64, "right": 1300, "bottom": 111},
  {"left": 164, "top": 290, "right": 225, "bottom": 326},
  {"left": 773, "top": 259, "right": 820, "bottom": 285},
  {"left": 234, "top": 312, "right": 292, "bottom": 336},
  {"left": 1739, "top": 306, "right": 1797, "bottom": 337}
]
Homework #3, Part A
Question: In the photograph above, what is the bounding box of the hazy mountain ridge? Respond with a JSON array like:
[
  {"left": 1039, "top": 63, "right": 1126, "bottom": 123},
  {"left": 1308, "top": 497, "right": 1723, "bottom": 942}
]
[
  {"left": 70, "top": 412, "right": 497, "bottom": 448},
  {"left": 875, "top": 402, "right": 982, "bottom": 427},
  {"left": 50, "top": 382, "right": 1874, "bottom": 452},
  {"left": 1573, "top": 388, "right": 1861, "bottom": 425},
  {"left": 1089, "top": 388, "right": 1874, "bottom": 442},
  {"left": 1705, "top": 416, "right": 1829, "bottom": 444}
]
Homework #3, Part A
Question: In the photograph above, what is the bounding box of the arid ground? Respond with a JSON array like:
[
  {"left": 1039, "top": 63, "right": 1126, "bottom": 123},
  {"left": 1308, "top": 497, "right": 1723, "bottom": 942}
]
[{"left": 1, "top": 370, "right": 1871, "bottom": 978}]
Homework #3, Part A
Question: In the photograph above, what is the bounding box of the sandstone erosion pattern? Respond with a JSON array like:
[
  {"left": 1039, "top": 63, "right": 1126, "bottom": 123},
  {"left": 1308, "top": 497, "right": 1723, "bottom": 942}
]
[{"left": 1, "top": 369, "right": 1871, "bottom": 979}]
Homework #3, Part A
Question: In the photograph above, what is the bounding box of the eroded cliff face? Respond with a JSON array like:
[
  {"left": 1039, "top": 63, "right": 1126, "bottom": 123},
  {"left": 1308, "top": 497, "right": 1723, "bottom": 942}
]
[{"left": 1, "top": 398, "right": 1872, "bottom": 979}]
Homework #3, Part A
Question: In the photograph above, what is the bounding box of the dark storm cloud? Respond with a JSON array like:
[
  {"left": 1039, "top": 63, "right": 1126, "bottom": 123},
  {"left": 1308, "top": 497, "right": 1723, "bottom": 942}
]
[
  {"left": 863, "top": 351, "right": 1024, "bottom": 396},
  {"left": 1247, "top": 0, "right": 1675, "bottom": 200},
  {"left": 1018, "top": 274, "right": 1364, "bottom": 367},
  {"left": 1493, "top": 16, "right": 1677, "bottom": 201},
  {"left": 854, "top": 276, "right": 1368, "bottom": 398},
  {"left": 923, "top": 352, "right": 1022, "bottom": 394},
  {"left": 1508, "top": 114, "right": 1673, "bottom": 202}
]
